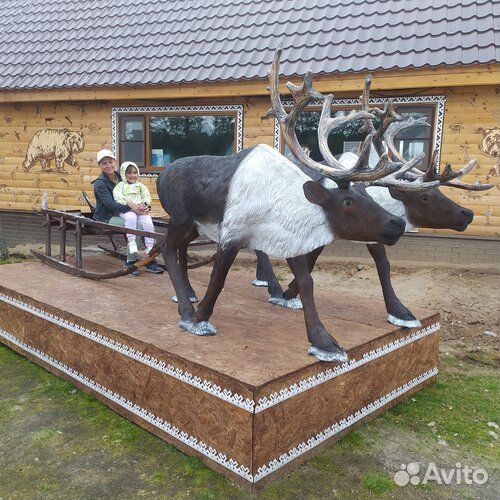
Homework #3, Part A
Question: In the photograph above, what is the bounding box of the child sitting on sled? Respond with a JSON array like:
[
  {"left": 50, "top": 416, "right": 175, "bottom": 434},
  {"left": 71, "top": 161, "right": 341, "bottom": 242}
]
[{"left": 113, "top": 161, "right": 155, "bottom": 257}]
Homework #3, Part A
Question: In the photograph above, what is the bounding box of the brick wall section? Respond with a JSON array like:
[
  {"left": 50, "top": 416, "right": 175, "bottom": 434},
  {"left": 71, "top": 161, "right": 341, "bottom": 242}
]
[
  {"left": 0, "top": 211, "right": 116, "bottom": 251},
  {"left": 323, "top": 235, "right": 499, "bottom": 265},
  {"left": 0, "top": 211, "right": 498, "bottom": 266}
]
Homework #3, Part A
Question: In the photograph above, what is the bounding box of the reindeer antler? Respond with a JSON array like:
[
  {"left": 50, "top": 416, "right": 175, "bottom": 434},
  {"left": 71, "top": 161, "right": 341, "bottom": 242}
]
[
  {"left": 350, "top": 82, "right": 438, "bottom": 191},
  {"left": 351, "top": 80, "right": 495, "bottom": 192},
  {"left": 359, "top": 76, "right": 403, "bottom": 158},
  {"left": 266, "top": 48, "right": 402, "bottom": 183},
  {"left": 379, "top": 120, "right": 494, "bottom": 191},
  {"left": 424, "top": 157, "right": 493, "bottom": 191}
]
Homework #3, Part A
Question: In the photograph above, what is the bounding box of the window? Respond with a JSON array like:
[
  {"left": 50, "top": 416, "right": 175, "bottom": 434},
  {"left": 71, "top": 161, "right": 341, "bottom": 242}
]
[
  {"left": 114, "top": 106, "right": 243, "bottom": 172},
  {"left": 280, "top": 100, "right": 441, "bottom": 170},
  {"left": 149, "top": 115, "right": 235, "bottom": 165},
  {"left": 393, "top": 106, "right": 434, "bottom": 168},
  {"left": 283, "top": 109, "right": 383, "bottom": 165},
  {"left": 120, "top": 116, "right": 145, "bottom": 166}
]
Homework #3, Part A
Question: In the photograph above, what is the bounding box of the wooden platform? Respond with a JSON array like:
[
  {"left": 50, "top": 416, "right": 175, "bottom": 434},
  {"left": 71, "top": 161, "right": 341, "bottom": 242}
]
[{"left": 0, "top": 257, "right": 440, "bottom": 489}]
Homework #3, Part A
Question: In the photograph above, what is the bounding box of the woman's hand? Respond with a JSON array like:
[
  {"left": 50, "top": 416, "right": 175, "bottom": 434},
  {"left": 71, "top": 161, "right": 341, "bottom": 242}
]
[
  {"left": 128, "top": 201, "right": 146, "bottom": 214},
  {"left": 137, "top": 203, "right": 151, "bottom": 214}
]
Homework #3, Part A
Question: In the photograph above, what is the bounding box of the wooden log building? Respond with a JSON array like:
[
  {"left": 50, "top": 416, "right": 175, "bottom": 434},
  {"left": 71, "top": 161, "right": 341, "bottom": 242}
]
[{"left": 0, "top": 0, "right": 498, "bottom": 263}]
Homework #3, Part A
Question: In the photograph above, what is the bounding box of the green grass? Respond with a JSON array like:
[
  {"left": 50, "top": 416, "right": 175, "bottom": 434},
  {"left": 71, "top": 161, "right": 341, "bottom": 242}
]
[
  {"left": 0, "top": 343, "right": 498, "bottom": 499},
  {"left": 362, "top": 472, "right": 395, "bottom": 495},
  {"left": 383, "top": 373, "right": 499, "bottom": 462},
  {"left": 0, "top": 256, "right": 31, "bottom": 265}
]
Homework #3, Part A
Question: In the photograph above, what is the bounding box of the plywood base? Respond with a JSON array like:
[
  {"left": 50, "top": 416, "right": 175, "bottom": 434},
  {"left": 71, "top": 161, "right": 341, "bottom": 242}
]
[{"left": 0, "top": 258, "right": 440, "bottom": 489}]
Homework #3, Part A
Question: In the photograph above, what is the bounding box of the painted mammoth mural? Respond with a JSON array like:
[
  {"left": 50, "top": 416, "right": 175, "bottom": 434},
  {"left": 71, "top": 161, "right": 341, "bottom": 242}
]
[{"left": 22, "top": 128, "right": 85, "bottom": 173}]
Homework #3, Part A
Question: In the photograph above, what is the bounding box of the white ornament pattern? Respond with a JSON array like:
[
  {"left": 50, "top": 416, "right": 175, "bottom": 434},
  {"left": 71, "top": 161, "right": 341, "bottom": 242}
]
[
  {"left": 0, "top": 326, "right": 437, "bottom": 483},
  {"left": 0, "top": 293, "right": 255, "bottom": 412},
  {"left": 255, "top": 322, "right": 440, "bottom": 412},
  {"left": 253, "top": 367, "right": 438, "bottom": 482},
  {"left": 0, "top": 327, "right": 253, "bottom": 482},
  {"left": 273, "top": 95, "right": 446, "bottom": 167},
  {"left": 111, "top": 104, "right": 244, "bottom": 177},
  {"left": 0, "top": 294, "right": 440, "bottom": 415}
]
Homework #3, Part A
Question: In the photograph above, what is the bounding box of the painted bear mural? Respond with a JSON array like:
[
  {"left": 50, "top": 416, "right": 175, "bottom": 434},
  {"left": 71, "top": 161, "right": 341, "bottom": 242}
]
[
  {"left": 22, "top": 128, "right": 85, "bottom": 173},
  {"left": 479, "top": 127, "right": 499, "bottom": 158}
]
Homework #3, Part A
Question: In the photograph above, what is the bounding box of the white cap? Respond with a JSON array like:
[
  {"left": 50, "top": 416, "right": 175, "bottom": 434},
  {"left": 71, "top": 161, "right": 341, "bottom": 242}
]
[{"left": 96, "top": 149, "right": 116, "bottom": 163}]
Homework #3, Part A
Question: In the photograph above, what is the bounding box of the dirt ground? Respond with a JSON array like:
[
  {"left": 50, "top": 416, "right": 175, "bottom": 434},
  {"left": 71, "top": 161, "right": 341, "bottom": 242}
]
[
  {"left": 0, "top": 254, "right": 498, "bottom": 499},
  {"left": 216, "top": 252, "right": 499, "bottom": 361},
  {"left": 264, "top": 257, "right": 498, "bottom": 357}
]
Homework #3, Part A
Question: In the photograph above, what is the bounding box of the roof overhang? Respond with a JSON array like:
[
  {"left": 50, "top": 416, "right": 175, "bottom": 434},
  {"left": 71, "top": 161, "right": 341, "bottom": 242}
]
[{"left": 0, "top": 63, "right": 498, "bottom": 103}]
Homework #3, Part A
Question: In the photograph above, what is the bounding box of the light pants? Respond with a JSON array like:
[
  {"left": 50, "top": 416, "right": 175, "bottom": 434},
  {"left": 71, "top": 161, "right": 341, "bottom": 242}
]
[
  {"left": 119, "top": 211, "right": 155, "bottom": 249},
  {"left": 108, "top": 215, "right": 142, "bottom": 261}
]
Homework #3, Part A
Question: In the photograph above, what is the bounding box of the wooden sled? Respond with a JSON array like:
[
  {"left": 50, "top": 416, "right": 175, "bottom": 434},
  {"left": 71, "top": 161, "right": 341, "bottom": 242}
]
[{"left": 31, "top": 193, "right": 216, "bottom": 279}]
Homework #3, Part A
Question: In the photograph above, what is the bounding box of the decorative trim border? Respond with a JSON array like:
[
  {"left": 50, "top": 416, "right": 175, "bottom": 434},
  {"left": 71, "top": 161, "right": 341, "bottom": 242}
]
[
  {"left": 0, "top": 325, "right": 437, "bottom": 484},
  {"left": 273, "top": 95, "right": 446, "bottom": 167},
  {"left": 0, "top": 328, "right": 253, "bottom": 482},
  {"left": 255, "top": 322, "right": 440, "bottom": 412},
  {"left": 254, "top": 367, "right": 438, "bottom": 482},
  {"left": 0, "top": 293, "right": 255, "bottom": 413},
  {"left": 0, "top": 293, "right": 440, "bottom": 415},
  {"left": 111, "top": 104, "right": 244, "bottom": 176}
]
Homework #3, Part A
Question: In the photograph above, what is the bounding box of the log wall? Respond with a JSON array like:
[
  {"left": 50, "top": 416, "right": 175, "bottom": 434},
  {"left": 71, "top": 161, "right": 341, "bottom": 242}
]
[{"left": 0, "top": 85, "right": 498, "bottom": 237}]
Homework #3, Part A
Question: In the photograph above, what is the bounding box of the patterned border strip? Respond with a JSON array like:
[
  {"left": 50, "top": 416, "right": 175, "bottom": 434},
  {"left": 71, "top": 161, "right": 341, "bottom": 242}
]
[
  {"left": 111, "top": 104, "right": 244, "bottom": 177},
  {"left": 255, "top": 322, "right": 440, "bottom": 413},
  {"left": 254, "top": 367, "right": 439, "bottom": 482},
  {"left": 0, "top": 328, "right": 253, "bottom": 483},
  {"left": 0, "top": 293, "right": 440, "bottom": 414},
  {"left": 0, "top": 325, "right": 437, "bottom": 484},
  {"left": 273, "top": 95, "right": 446, "bottom": 167},
  {"left": 0, "top": 293, "right": 255, "bottom": 413}
]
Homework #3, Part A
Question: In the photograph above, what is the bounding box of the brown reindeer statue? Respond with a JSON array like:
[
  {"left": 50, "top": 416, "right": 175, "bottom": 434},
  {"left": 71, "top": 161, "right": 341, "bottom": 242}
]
[
  {"left": 252, "top": 75, "right": 494, "bottom": 328},
  {"left": 156, "top": 48, "right": 432, "bottom": 362}
]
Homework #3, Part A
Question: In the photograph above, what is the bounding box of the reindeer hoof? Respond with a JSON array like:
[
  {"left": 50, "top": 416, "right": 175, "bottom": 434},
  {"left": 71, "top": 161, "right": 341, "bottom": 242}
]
[
  {"left": 178, "top": 320, "right": 217, "bottom": 336},
  {"left": 171, "top": 295, "right": 199, "bottom": 303},
  {"left": 268, "top": 297, "right": 303, "bottom": 310},
  {"left": 308, "top": 346, "right": 348, "bottom": 363},
  {"left": 387, "top": 314, "right": 421, "bottom": 328},
  {"left": 252, "top": 279, "right": 268, "bottom": 287}
]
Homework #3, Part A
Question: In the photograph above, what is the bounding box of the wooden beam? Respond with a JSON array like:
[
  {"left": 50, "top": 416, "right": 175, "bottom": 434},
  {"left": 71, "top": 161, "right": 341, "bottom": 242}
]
[
  {"left": 59, "top": 217, "right": 67, "bottom": 262},
  {"left": 0, "top": 64, "right": 498, "bottom": 103}
]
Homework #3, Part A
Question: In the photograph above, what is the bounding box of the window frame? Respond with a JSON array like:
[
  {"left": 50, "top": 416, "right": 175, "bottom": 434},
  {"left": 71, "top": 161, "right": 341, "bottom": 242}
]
[
  {"left": 112, "top": 104, "right": 244, "bottom": 176},
  {"left": 119, "top": 115, "right": 146, "bottom": 167},
  {"left": 274, "top": 95, "right": 446, "bottom": 170}
]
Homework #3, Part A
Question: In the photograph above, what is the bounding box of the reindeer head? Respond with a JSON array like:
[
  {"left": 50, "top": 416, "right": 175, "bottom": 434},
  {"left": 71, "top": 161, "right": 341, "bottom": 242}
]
[
  {"left": 375, "top": 129, "right": 492, "bottom": 232},
  {"left": 304, "top": 181, "right": 405, "bottom": 245},
  {"left": 351, "top": 81, "right": 493, "bottom": 233},
  {"left": 388, "top": 187, "right": 473, "bottom": 231}
]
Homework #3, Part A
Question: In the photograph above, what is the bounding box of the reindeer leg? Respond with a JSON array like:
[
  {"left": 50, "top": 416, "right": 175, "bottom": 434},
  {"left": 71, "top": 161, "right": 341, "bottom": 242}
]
[
  {"left": 253, "top": 250, "right": 299, "bottom": 308},
  {"left": 252, "top": 250, "right": 270, "bottom": 287},
  {"left": 253, "top": 250, "right": 302, "bottom": 310},
  {"left": 191, "top": 243, "right": 240, "bottom": 333},
  {"left": 367, "top": 243, "right": 421, "bottom": 328},
  {"left": 161, "top": 223, "right": 199, "bottom": 331},
  {"left": 255, "top": 250, "right": 302, "bottom": 310},
  {"left": 172, "top": 227, "right": 199, "bottom": 304},
  {"left": 287, "top": 255, "right": 347, "bottom": 362},
  {"left": 281, "top": 246, "right": 325, "bottom": 309}
]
